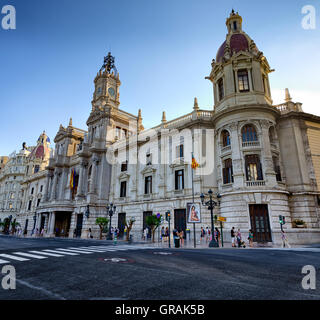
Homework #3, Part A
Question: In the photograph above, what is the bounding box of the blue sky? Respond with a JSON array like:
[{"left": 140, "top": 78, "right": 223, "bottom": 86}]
[{"left": 0, "top": 0, "right": 319, "bottom": 155}]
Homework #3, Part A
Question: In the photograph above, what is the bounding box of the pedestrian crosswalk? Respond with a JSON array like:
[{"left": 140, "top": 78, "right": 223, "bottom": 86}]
[{"left": 0, "top": 245, "right": 155, "bottom": 264}]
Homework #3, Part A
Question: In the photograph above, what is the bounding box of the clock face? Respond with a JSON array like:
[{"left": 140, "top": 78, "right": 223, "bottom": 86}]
[{"left": 108, "top": 87, "right": 115, "bottom": 98}]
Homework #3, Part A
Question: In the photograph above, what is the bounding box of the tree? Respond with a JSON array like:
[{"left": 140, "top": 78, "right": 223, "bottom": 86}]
[
  {"left": 95, "top": 217, "right": 109, "bottom": 240},
  {"left": 11, "top": 221, "right": 20, "bottom": 234},
  {"left": 146, "top": 214, "right": 161, "bottom": 243},
  {"left": 125, "top": 217, "right": 136, "bottom": 241}
]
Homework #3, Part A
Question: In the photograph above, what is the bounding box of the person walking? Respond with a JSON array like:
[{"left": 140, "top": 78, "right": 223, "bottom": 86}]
[
  {"left": 231, "top": 227, "right": 236, "bottom": 247},
  {"left": 179, "top": 230, "right": 184, "bottom": 247},
  {"left": 206, "top": 227, "right": 210, "bottom": 243},
  {"left": 200, "top": 227, "right": 205, "bottom": 244},
  {"left": 165, "top": 227, "right": 169, "bottom": 242},
  {"left": 215, "top": 227, "right": 221, "bottom": 246},
  {"left": 144, "top": 228, "right": 148, "bottom": 241},
  {"left": 281, "top": 230, "right": 291, "bottom": 248},
  {"left": 248, "top": 229, "right": 254, "bottom": 247},
  {"left": 88, "top": 228, "right": 92, "bottom": 239},
  {"left": 161, "top": 227, "right": 165, "bottom": 242},
  {"left": 236, "top": 229, "right": 242, "bottom": 248}
]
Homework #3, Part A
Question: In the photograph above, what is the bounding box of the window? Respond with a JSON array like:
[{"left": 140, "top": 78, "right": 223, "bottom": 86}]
[
  {"left": 175, "top": 170, "right": 184, "bottom": 190},
  {"left": 120, "top": 181, "right": 127, "bottom": 198},
  {"left": 31, "top": 188, "right": 34, "bottom": 195},
  {"left": 242, "top": 125, "right": 258, "bottom": 142},
  {"left": 223, "top": 159, "right": 234, "bottom": 184},
  {"left": 34, "top": 165, "right": 40, "bottom": 173},
  {"left": 37, "top": 198, "right": 41, "bottom": 207},
  {"left": 273, "top": 157, "right": 282, "bottom": 182},
  {"left": 40, "top": 185, "right": 43, "bottom": 192},
  {"left": 145, "top": 176, "right": 152, "bottom": 194},
  {"left": 176, "top": 144, "right": 184, "bottom": 158},
  {"left": 221, "top": 130, "right": 231, "bottom": 147},
  {"left": 245, "top": 155, "right": 263, "bottom": 181},
  {"left": 218, "top": 78, "right": 224, "bottom": 101},
  {"left": 28, "top": 200, "right": 32, "bottom": 211},
  {"left": 121, "top": 161, "right": 128, "bottom": 172},
  {"left": 233, "top": 21, "right": 237, "bottom": 30},
  {"left": 146, "top": 153, "right": 152, "bottom": 166},
  {"left": 9, "top": 203, "right": 13, "bottom": 209},
  {"left": 115, "top": 127, "right": 121, "bottom": 139},
  {"left": 238, "top": 69, "right": 249, "bottom": 92}
]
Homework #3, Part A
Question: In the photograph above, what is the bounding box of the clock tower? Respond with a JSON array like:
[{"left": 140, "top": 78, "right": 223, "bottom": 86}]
[{"left": 92, "top": 52, "right": 121, "bottom": 110}]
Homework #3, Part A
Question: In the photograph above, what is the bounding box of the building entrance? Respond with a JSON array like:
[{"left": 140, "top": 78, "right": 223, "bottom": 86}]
[
  {"left": 249, "top": 204, "right": 272, "bottom": 242},
  {"left": 54, "top": 212, "right": 72, "bottom": 237}
]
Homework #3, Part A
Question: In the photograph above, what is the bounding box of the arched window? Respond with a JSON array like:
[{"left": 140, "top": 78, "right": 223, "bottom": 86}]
[
  {"left": 242, "top": 125, "right": 258, "bottom": 142},
  {"left": 221, "top": 130, "right": 231, "bottom": 147},
  {"left": 218, "top": 78, "right": 224, "bottom": 101}
]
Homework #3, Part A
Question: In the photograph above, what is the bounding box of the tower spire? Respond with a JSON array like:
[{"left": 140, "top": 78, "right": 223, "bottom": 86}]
[{"left": 285, "top": 88, "right": 292, "bottom": 102}]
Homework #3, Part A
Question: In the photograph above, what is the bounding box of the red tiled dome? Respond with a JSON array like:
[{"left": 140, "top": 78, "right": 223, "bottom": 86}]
[{"left": 216, "top": 34, "right": 249, "bottom": 62}]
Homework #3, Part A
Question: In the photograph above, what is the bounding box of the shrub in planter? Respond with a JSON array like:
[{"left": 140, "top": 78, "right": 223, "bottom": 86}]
[{"left": 292, "top": 219, "right": 306, "bottom": 228}]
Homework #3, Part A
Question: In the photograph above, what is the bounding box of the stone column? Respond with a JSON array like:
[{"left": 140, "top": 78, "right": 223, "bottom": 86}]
[
  {"left": 50, "top": 170, "right": 58, "bottom": 201},
  {"left": 76, "top": 161, "right": 86, "bottom": 198},
  {"left": 229, "top": 122, "right": 244, "bottom": 188},
  {"left": 43, "top": 173, "right": 51, "bottom": 202},
  {"left": 261, "top": 120, "right": 277, "bottom": 186},
  {"left": 49, "top": 212, "right": 56, "bottom": 236},
  {"left": 89, "top": 156, "right": 99, "bottom": 194}
]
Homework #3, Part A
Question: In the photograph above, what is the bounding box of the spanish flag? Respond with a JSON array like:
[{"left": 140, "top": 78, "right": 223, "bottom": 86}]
[
  {"left": 191, "top": 153, "right": 199, "bottom": 169},
  {"left": 70, "top": 169, "right": 75, "bottom": 190}
]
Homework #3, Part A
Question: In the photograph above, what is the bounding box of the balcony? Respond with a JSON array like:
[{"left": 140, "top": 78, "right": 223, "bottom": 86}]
[
  {"left": 246, "top": 181, "right": 265, "bottom": 187},
  {"left": 221, "top": 145, "right": 231, "bottom": 155},
  {"left": 242, "top": 141, "right": 260, "bottom": 149}
]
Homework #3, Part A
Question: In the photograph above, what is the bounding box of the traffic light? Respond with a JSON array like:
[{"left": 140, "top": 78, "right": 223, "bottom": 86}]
[
  {"left": 165, "top": 211, "right": 171, "bottom": 222},
  {"left": 279, "top": 215, "right": 286, "bottom": 225}
]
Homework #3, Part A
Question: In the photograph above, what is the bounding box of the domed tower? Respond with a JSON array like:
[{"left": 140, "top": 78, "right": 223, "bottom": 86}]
[
  {"left": 209, "top": 11, "right": 286, "bottom": 244},
  {"left": 207, "top": 10, "right": 273, "bottom": 111},
  {"left": 27, "top": 131, "right": 51, "bottom": 175}
]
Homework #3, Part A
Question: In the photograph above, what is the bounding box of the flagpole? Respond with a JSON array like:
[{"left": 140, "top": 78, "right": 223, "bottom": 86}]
[{"left": 191, "top": 152, "right": 196, "bottom": 249}]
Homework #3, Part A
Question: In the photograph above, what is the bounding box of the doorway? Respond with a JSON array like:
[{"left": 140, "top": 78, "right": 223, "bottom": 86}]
[
  {"left": 118, "top": 212, "right": 126, "bottom": 238},
  {"left": 75, "top": 214, "right": 83, "bottom": 238},
  {"left": 249, "top": 204, "right": 272, "bottom": 243},
  {"left": 54, "top": 212, "right": 72, "bottom": 237},
  {"left": 143, "top": 211, "right": 152, "bottom": 239},
  {"left": 174, "top": 209, "right": 187, "bottom": 239}
]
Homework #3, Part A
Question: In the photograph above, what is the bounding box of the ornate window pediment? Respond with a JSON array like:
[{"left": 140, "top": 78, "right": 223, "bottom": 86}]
[
  {"left": 140, "top": 165, "right": 156, "bottom": 175},
  {"left": 118, "top": 172, "right": 130, "bottom": 180},
  {"left": 169, "top": 158, "right": 188, "bottom": 169}
]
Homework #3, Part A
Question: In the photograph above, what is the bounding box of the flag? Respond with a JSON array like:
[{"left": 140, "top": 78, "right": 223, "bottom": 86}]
[
  {"left": 70, "top": 169, "right": 75, "bottom": 190},
  {"left": 191, "top": 154, "right": 199, "bottom": 169}
]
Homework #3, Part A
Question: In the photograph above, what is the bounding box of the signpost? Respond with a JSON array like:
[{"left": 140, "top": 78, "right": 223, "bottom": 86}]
[{"left": 217, "top": 216, "right": 226, "bottom": 247}]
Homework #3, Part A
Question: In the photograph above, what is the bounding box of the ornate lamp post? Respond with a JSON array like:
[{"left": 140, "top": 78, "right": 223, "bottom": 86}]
[
  {"left": 200, "top": 189, "right": 219, "bottom": 248},
  {"left": 106, "top": 203, "right": 116, "bottom": 240}
]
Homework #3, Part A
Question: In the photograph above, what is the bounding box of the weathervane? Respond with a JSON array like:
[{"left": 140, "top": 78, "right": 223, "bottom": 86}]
[{"left": 100, "top": 52, "right": 117, "bottom": 74}]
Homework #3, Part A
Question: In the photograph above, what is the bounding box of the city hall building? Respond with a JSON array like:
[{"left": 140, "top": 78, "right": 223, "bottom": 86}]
[{"left": 1, "top": 11, "right": 320, "bottom": 245}]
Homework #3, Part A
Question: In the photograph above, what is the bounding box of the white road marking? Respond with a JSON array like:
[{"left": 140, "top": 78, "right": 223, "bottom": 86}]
[
  {"left": 55, "top": 248, "right": 93, "bottom": 254},
  {"left": 0, "top": 253, "right": 30, "bottom": 261},
  {"left": 0, "top": 258, "right": 10, "bottom": 264},
  {"left": 42, "top": 249, "right": 79, "bottom": 256},
  {"left": 29, "top": 251, "right": 64, "bottom": 257},
  {"left": 13, "top": 252, "right": 47, "bottom": 259},
  {"left": 73, "top": 247, "right": 108, "bottom": 252}
]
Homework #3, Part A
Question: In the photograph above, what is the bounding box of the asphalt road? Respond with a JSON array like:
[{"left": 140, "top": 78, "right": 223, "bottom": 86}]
[{"left": 0, "top": 235, "right": 319, "bottom": 300}]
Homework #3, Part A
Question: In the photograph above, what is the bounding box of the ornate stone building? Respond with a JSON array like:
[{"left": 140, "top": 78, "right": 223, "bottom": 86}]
[{"left": 2, "top": 11, "right": 320, "bottom": 244}]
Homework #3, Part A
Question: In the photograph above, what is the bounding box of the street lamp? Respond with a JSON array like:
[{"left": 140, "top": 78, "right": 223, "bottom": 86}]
[
  {"left": 200, "top": 189, "right": 219, "bottom": 248},
  {"left": 106, "top": 203, "right": 116, "bottom": 240}
]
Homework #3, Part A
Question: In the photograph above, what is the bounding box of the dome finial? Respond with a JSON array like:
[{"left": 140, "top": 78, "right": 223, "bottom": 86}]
[
  {"left": 162, "top": 111, "right": 167, "bottom": 123},
  {"left": 285, "top": 88, "right": 292, "bottom": 102},
  {"left": 194, "top": 97, "right": 199, "bottom": 110},
  {"left": 69, "top": 117, "right": 73, "bottom": 127}
]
